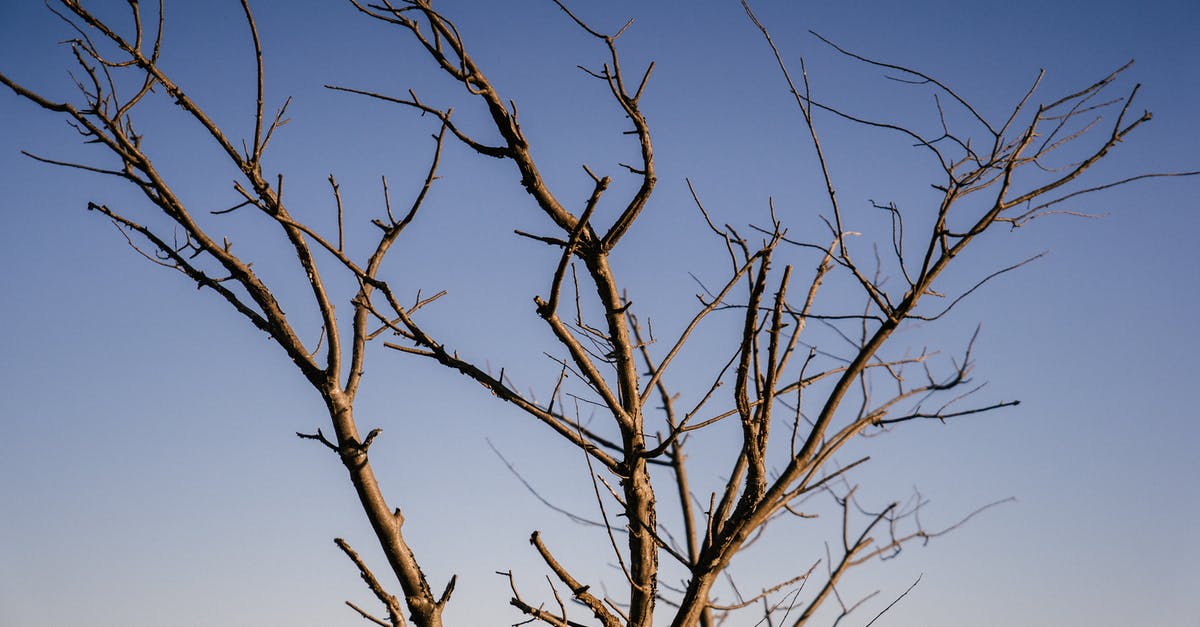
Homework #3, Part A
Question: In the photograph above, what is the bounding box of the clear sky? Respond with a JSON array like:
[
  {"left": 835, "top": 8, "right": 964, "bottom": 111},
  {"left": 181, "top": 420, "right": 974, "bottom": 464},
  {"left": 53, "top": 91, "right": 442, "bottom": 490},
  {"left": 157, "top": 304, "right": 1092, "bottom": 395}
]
[{"left": 1, "top": 1, "right": 1197, "bottom": 626}]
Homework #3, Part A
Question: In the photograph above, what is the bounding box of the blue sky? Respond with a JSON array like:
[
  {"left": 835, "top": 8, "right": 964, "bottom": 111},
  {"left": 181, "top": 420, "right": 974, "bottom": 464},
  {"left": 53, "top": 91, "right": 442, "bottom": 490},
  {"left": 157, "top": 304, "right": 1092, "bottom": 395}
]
[{"left": 1, "top": 1, "right": 1197, "bottom": 625}]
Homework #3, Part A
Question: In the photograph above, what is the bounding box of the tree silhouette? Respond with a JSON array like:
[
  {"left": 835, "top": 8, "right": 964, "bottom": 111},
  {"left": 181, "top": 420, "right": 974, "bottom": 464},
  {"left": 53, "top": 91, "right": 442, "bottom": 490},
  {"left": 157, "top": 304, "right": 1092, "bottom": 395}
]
[{"left": 2, "top": 1, "right": 1194, "bottom": 625}]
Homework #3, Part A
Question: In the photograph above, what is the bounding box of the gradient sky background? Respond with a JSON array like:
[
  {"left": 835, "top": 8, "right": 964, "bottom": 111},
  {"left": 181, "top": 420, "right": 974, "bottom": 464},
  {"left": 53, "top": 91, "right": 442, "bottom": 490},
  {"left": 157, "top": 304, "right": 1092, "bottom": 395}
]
[{"left": 1, "top": 1, "right": 1197, "bottom": 626}]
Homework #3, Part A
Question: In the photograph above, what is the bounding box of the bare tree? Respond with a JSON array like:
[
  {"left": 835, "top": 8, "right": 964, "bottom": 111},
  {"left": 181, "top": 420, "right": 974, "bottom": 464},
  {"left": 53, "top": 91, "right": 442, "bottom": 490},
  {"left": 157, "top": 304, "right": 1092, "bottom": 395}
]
[{"left": 2, "top": 1, "right": 1194, "bottom": 626}]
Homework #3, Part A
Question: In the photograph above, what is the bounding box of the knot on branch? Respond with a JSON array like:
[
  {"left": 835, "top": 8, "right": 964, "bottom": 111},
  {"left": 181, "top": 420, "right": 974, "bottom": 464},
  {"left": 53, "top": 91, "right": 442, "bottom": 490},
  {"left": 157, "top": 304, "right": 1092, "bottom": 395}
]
[{"left": 296, "top": 427, "right": 383, "bottom": 465}]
